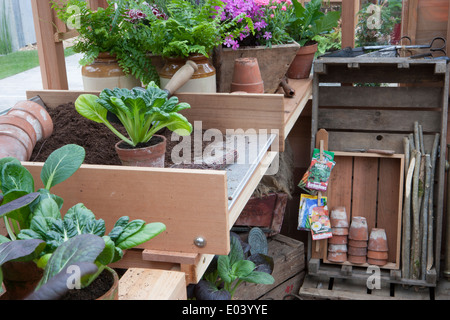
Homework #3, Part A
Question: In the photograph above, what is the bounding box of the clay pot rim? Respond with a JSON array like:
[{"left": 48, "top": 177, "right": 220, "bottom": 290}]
[
  {"left": 11, "top": 101, "right": 54, "bottom": 139},
  {"left": 367, "top": 250, "right": 389, "bottom": 260},
  {"left": 367, "top": 258, "right": 388, "bottom": 266},
  {"left": 0, "top": 115, "right": 37, "bottom": 145},
  {"left": 96, "top": 266, "right": 119, "bottom": 300}
]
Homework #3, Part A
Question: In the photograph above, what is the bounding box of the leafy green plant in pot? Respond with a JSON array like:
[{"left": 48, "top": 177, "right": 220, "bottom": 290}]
[
  {"left": 146, "top": 0, "right": 252, "bottom": 93},
  {"left": 286, "top": 0, "right": 340, "bottom": 79},
  {"left": 190, "top": 230, "right": 275, "bottom": 300},
  {"left": 75, "top": 82, "right": 193, "bottom": 167},
  {"left": 52, "top": 0, "right": 160, "bottom": 90},
  {"left": 0, "top": 144, "right": 86, "bottom": 299}
]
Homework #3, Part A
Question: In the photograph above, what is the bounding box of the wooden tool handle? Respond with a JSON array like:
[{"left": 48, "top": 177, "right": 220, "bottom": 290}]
[
  {"left": 164, "top": 60, "right": 199, "bottom": 96},
  {"left": 366, "top": 149, "right": 395, "bottom": 155}
]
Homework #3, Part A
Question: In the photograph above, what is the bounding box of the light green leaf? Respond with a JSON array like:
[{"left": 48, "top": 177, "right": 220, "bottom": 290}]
[
  {"left": 41, "top": 144, "right": 85, "bottom": 190},
  {"left": 0, "top": 163, "right": 34, "bottom": 194},
  {"left": 75, "top": 94, "right": 108, "bottom": 124},
  {"left": 116, "top": 222, "right": 166, "bottom": 250}
]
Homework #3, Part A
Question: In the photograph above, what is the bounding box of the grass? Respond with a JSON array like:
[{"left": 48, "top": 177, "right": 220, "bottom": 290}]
[{"left": 0, "top": 47, "right": 76, "bottom": 80}]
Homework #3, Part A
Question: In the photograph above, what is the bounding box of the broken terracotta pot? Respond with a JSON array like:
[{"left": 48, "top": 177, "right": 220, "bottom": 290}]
[
  {"left": 348, "top": 216, "right": 369, "bottom": 241},
  {"left": 368, "top": 228, "right": 388, "bottom": 252},
  {"left": 327, "top": 251, "right": 347, "bottom": 263},
  {"left": 328, "top": 234, "right": 348, "bottom": 245},
  {"left": 348, "top": 254, "right": 366, "bottom": 264},
  {"left": 330, "top": 206, "right": 349, "bottom": 228}
]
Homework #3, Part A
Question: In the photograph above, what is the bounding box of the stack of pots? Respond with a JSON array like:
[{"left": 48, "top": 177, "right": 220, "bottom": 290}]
[
  {"left": 0, "top": 101, "right": 53, "bottom": 161},
  {"left": 367, "top": 228, "right": 389, "bottom": 266},
  {"left": 327, "top": 207, "right": 349, "bottom": 263},
  {"left": 348, "top": 216, "right": 369, "bottom": 264}
]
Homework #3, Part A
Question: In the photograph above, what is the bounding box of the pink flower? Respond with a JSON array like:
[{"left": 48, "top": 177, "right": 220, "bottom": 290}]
[
  {"left": 270, "top": 13, "right": 274, "bottom": 18},
  {"left": 281, "top": 5, "right": 286, "bottom": 10}
]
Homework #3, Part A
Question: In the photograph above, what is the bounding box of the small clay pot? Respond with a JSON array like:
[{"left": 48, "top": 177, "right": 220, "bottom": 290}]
[
  {"left": 331, "top": 227, "right": 348, "bottom": 236},
  {"left": 330, "top": 207, "right": 349, "bottom": 228},
  {"left": 327, "top": 251, "right": 347, "bottom": 263},
  {"left": 367, "top": 250, "right": 389, "bottom": 260},
  {"left": 286, "top": 42, "right": 318, "bottom": 79},
  {"left": 348, "top": 245, "right": 367, "bottom": 256},
  {"left": 115, "top": 135, "right": 167, "bottom": 167},
  {"left": 348, "top": 239, "right": 368, "bottom": 248},
  {"left": 367, "top": 258, "right": 387, "bottom": 266},
  {"left": 8, "top": 100, "right": 53, "bottom": 141},
  {"left": 368, "top": 228, "right": 388, "bottom": 252},
  {"left": 230, "top": 57, "right": 264, "bottom": 93},
  {"left": 348, "top": 254, "right": 366, "bottom": 264},
  {"left": 348, "top": 216, "right": 369, "bottom": 241},
  {"left": 328, "top": 244, "right": 347, "bottom": 253},
  {"left": 0, "top": 115, "right": 37, "bottom": 161},
  {"left": 328, "top": 235, "right": 348, "bottom": 245}
]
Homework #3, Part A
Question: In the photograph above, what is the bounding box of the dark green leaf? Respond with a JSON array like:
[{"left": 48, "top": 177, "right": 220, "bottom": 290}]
[
  {"left": 0, "top": 163, "right": 34, "bottom": 194},
  {"left": 239, "top": 271, "right": 275, "bottom": 285}
]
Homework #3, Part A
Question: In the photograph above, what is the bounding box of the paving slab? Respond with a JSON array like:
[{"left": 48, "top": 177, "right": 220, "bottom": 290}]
[{"left": 0, "top": 53, "right": 84, "bottom": 114}]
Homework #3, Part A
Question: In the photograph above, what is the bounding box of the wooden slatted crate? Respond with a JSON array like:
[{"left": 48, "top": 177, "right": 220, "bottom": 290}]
[{"left": 310, "top": 57, "right": 449, "bottom": 286}]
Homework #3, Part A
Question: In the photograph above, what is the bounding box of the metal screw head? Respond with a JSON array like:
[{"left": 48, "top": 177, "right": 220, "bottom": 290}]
[{"left": 194, "top": 237, "right": 207, "bottom": 248}]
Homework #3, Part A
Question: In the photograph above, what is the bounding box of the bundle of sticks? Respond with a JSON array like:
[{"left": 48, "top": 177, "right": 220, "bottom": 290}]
[{"left": 402, "top": 121, "right": 440, "bottom": 280}]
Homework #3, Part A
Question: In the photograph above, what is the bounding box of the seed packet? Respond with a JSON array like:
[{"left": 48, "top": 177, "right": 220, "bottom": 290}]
[
  {"left": 298, "top": 149, "right": 335, "bottom": 195},
  {"left": 305, "top": 156, "right": 336, "bottom": 192},
  {"left": 309, "top": 205, "right": 332, "bottom": 240},
  {"left": 298, "top": 194, "right": 327, "bottom": 231}
]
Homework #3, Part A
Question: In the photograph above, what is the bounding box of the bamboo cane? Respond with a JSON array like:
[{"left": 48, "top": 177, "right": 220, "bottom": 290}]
[
  {"left": 410, "top": 149, "right": 421, "bottom": 279},
  {"left": 402, "top": 153, "right": 415, "bottom": 279},
  {"left": 414, "top": 122, "right": 420, "bottom": 151},
  {"left": 421, "top": 154, "right": 431, "bottom": 280},
  {"left": 427, "top": 134, "right": 439, "bottom": 271}
]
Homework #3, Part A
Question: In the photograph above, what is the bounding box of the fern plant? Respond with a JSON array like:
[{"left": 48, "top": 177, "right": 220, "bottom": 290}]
[
  {"left": 146, "top": 0, "right": 253, "bottom": 58},
  {"left": 52, "top": 0, "right": 159, "bottom": 85}
]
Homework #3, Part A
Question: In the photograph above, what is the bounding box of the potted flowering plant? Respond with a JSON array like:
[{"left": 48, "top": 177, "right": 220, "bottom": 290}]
[
  {"left": 285, "top": 0, "right": 341, "bottom": 79},
  {"left": 214, "top": 0, "right": 300, "bottom": 93},
  {"left": 143, "top": 0, "right": 250, "bottom": 93},
  {"left": 52, "top": 0, "right": 160, "bottom": 90}
]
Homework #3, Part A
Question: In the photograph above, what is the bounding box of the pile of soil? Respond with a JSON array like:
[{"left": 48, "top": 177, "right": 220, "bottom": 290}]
[
  {"left": 30, "top": 103, "right": 219, "bottom": 169},
  {"left": 60, "top": 269, "right": 114, "bottom": 300}
]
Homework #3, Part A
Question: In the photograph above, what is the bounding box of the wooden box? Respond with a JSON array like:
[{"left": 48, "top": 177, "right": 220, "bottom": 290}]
[
  {"left": 310, "top": 57, "right": 448, "bottom": 285},
  {"left": 19, "top": 79, "right": 312, "bottom": 283},
  {"left": 233, "top": 234, "right": 305, "bottom": 300}
]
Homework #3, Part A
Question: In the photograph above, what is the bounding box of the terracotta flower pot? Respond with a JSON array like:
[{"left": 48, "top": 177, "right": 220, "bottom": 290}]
[
  {"left": 8, "top": 100, "right": 53, "bottom": 141},
  {"left": 348, "top": 254, "right": 366, "bottom": 264},
  {"left": 0, "top": 115, "right": 37, "bottom": 161},
  {"left": 348, "top": 239, "right": 368, "bottom": 248},
  {"left": 367, "top": 258, "right": 387, "bottom": 266},
  {"left": 348, "top": 245, "right": 367, "bottom": 256},
  {"left": 1, "top": 261, "right": 43, "bottom": 300},
  {"left": 286, "top": 42, "right": 318, "bottom": 79},
  {"left": 348, "top": 216, "right": 369, "bottom": 241},
  {"left": 328, "top": 244, "right": 347, "bottom": 253},
  {"left": 367, "top": 250, "right": 389, "bottom": 260},
  {"left": 328, "top": 234, "right": 348, "bottom": 245},
  {"left": 331, "top": 227, "right": 348, "bottom": 236},
  {"left": 115, "top": 135, "right": 167, "bottom": 167},
  {"left": 368, "top": 228, "right": 389, "bottom": 252},
  {"left": 230, "top": 57, "right": 264, "bottom": 94},
  {"left": 96, "top": 267, "right": 119, "bottom": 301},
  {"left": 327, "top": 251, "right": 347, "bottom": 263},
  {"left": 330, "top": 207, "right": 348, "bottom": 228}
]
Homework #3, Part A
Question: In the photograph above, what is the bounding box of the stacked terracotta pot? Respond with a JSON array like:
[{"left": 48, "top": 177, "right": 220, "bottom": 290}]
[
  {"left": 0, "top": 101, "right": 53, "bottom": 161},
  {"left": 348, "top": 216, "right": 369, "bottom": 264},
  {"left": 367, "top": 228, "right": 389, "bottom": 266},
  {"left": 327, "top": 207, "right": 349, "bottom": 263}
]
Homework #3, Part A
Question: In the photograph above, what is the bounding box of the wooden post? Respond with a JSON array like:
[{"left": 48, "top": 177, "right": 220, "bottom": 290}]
[
  {"left": 87, "top": 0, "right": 109, "bottom": 10},
  {"left": 341, "top": 0, "right": 360, "bottom": 48},
  {"left": 31, "top": 0, "right": 68, "bottom": 90}
]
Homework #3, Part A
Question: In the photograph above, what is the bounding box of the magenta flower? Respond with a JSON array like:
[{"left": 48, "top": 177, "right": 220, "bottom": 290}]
[{"left": 263, "top": 31, "right": 272, "bottom": 40}]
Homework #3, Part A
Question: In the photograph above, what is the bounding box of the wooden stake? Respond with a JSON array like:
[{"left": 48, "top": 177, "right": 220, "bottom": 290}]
[
  {"left": 410, "top": 149, "right": 421, "bottom": 279},
  {"left": 402, "top": 154, "right": 415, "bottom": 279},
  {"left": 427, "top": 134, "right": 440, "bottom": 270},
  {"left": 421, "top": 154, "right": 431, "bottom": 280}
]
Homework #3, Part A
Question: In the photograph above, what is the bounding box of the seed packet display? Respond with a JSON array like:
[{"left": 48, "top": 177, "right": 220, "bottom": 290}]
[
  {"left": 298, "top": 194, "right": 327, "bottom": 231},
  {"left": 298, "top": 149, "right": 335, "bottom": 194},
  {"left": 309, "top": 205, "right": 332, "bottom": 240},
  {"left": 305, "top": 154, "right": 336, "bottom": 192}
]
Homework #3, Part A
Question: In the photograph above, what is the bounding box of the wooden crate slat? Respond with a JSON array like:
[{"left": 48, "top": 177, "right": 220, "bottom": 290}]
[
  {"left": 351, "top": 157, "right": 379, "bottom": 231},
  {"left": 319, "top": 86, "right": 443, "bottom": 109},
  {"left": 377, "top": 157, "right": 404, "bottom": 264},
  {"left": 327, "top": 156, "right": 353, "bottom": 222},
  {"left": 319, "top": 109, "right": 442, "bottom": 133}
]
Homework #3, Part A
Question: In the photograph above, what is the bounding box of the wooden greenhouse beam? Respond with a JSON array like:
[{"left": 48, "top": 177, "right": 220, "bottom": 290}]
[
  {"left": 341, "top": 0, "right": 360, "bottom": 48},
  {"left": 87, "top": 0, "right": 109, "bottom": 10},
  {"left": 31, "top": 0, "right": 68, "bottom": 90}
]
